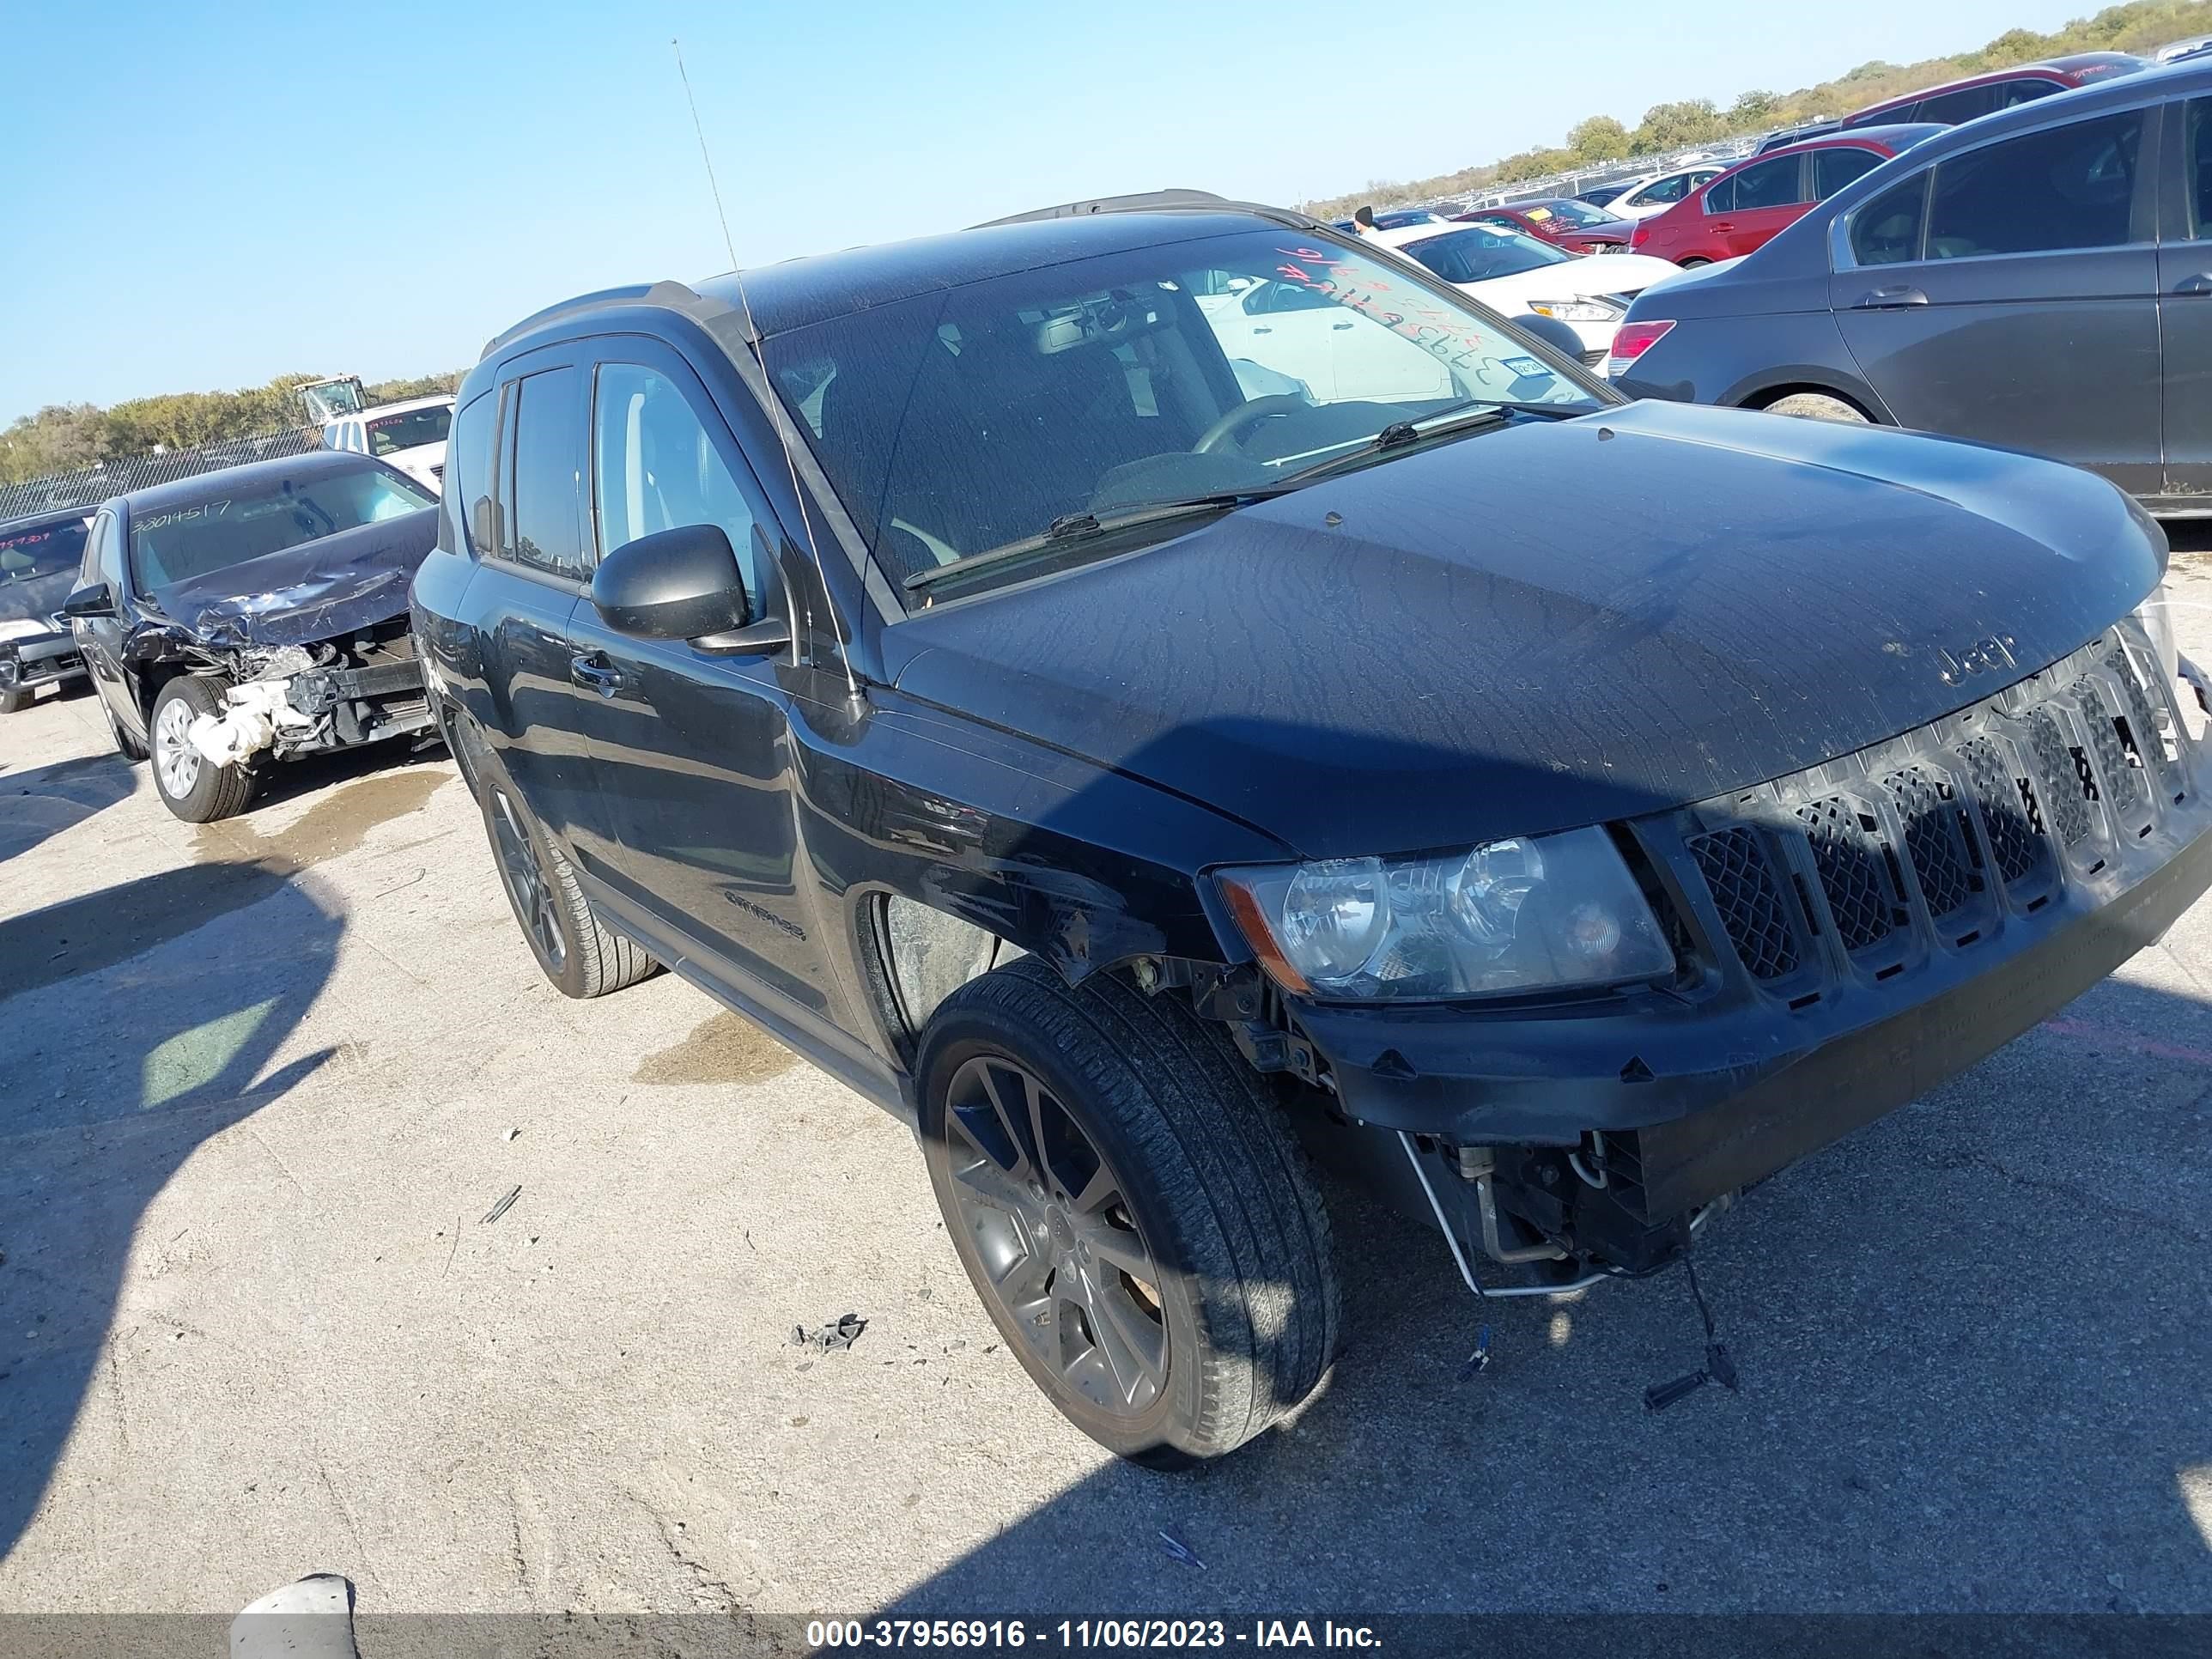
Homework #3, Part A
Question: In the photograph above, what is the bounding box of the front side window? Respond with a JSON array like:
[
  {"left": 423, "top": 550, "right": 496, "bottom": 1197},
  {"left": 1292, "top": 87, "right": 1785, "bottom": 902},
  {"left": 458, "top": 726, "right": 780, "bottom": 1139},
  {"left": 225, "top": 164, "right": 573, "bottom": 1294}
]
[
  {"left": 87, "top": 513, "right": 121, "bottom": 587},
  {"left": 367, "top": 404, "right": 453, "bottom": 457},
  {"left": 1925, "top": 110, "right": 2143, "bottom": 258},
  {"left": 1915, "top": 84, "right": 1999, "bottom": 125},
  {"left": 763, "top": 228, "right": 1602, "bottom": 593},
  {"left": 592, "top": 363, "right": 769, "bottom": 606},
  {"left": 504, "top": 368, "right": 586, "bottom": 578},
  {"left": 128, "top": 463, "right": 433, "bottom": 589},
  {"left": 450, "top": 388, "right": 499, "bottom": 555},
  {"left": 1851, "top": 174, "right": 1929, "bottom": 264},
  {"left": 1815, "top": 146, "right": 1885, "bottom": 199},
  {"left": 2187, "top": 97, "right": 2212, "bottom": 236},
  {"left": 1729, "top": 155, "right": 1807, "bottom": 211},
  {"left": 1998, "top": 78, "right": 2064, "bottom": 109},
  {"left": 0, "top": 516, "right": 90, "bottom": 586}
]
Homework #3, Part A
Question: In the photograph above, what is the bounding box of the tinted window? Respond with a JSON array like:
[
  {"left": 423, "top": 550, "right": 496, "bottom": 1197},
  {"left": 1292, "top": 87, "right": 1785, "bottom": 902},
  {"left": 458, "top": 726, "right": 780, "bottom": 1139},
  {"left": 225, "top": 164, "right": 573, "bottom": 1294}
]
[
  {"left": 0, "top": 516, "right": 89, "bottom": 585},
  {"left": 504, "top": 368, "right": 586, "bottom": 578},
  {"left": 450, "top": 388, "right": 499, "bottom": 555},
  {"left": 1815, "top": 146, "right": 1884, "bottom": 199},
  {"left": 1639, "top": 173, "right": 1692, "bottom": 204},
  {"left": 592, "top": 363, "right": 770, "bottom": 606},
  {"left": 88, "top": 513, "right": 122, "bottom": 587},
  {"left": 1852, "top": 175, "right": 1928, "bottom": 264},
  {"left": 2189, "top": 98, "right": 2212, "bottom": 235},
  {"left": 1914, "top": 84, "right": 1999, "bottom": 125},
  {"left": 1704, "top": 173, "right": 1735, "bottom": 213},
  {"left": 1729, "top": 155, "right": 1806, "bottom": 210},
  {"left": 1925, "top": 110, "right": 2143, "bottom": 258},
  {"left": 128, "top": 463, "right": 433, "bottom": 589},
  {"left": 2000, "top": 78, "right": 2063, "bottom": 107}
]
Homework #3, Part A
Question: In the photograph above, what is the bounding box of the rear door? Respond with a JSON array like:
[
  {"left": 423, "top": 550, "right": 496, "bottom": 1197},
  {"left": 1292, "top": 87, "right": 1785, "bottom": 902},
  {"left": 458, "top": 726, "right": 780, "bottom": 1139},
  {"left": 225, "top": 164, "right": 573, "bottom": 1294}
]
[
  {"left": 563, "top": 340, "right": 844, "bottom": 1018},
  {"left": 1706, "top": 152, "right": 1811, "bottom": 258},
  {"left": 2156, "top": 93, "right": 2212, "bottom": 496},
  {"left": 442, "top": 352, "right": 617, "bottom": 867},
  {"left": 1831, "top": 103, "right": 2162, "bottom": 494}
]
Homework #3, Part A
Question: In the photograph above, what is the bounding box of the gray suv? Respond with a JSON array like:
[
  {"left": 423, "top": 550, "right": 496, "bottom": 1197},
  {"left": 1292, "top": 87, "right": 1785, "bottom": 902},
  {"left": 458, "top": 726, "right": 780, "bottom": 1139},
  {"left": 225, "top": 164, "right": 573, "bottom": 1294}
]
[{"left": 1613, "top": 59, "right": 2212, "bottom": 516}]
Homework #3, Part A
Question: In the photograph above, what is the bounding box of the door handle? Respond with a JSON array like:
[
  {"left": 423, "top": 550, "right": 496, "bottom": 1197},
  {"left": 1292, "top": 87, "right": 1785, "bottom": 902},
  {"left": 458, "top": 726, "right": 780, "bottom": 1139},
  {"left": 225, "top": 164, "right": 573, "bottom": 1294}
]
[
  {"left": 1710, "top": 221, "right": 1735, "bottom": 234},
  {"left": 1250, "top": 325, "right": 1273, "bottom": 334},
  {"left": 1856, "top": 284, "right": 1929, "bottom": 308},
  {"left": 2173, "top": 272, "right": 2212, "bottom": 295},
  {"left": 1331, "top": 322, "right": 1355, "bottom": 331},
  {"left": 568, "top": 653, "right": 626, "bottom": 696}
]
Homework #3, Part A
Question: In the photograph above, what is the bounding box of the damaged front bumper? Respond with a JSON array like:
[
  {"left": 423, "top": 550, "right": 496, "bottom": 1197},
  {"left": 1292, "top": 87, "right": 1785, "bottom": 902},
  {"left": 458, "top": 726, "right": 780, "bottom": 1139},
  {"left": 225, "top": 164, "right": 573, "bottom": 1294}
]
[
  {"left": 1282, "top": 623, "right": 2212, "bottom": 1267},
  {"left": 185, "top": 642, "right": 432, "bottom": 768}
]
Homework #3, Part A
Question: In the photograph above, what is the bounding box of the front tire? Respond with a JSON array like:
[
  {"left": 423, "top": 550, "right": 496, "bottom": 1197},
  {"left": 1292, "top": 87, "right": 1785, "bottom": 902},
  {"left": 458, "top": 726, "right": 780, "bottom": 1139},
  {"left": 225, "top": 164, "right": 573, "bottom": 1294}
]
[
  {"left": 149, "top": 677, "right": 254, "bottom": 822},
  {"left": 0, "top": 686, "right": 29, "bottom": 715},
  {"left": 918, "top": 958, "right": 1338, "bottom": 1466},
  {"left": 476, "top": 770, "right": 657, "bottom": 998}
]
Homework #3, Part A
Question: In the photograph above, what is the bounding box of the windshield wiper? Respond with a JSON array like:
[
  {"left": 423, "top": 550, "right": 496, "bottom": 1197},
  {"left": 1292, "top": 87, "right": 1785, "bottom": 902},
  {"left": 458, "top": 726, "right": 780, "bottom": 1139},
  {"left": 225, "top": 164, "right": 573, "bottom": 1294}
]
[
  {"left": 1270, "top": 397, "right": 1586, "bottom": 489},
  {"left": 903, "top": 490, "right": 1287, "bottom": 592}
]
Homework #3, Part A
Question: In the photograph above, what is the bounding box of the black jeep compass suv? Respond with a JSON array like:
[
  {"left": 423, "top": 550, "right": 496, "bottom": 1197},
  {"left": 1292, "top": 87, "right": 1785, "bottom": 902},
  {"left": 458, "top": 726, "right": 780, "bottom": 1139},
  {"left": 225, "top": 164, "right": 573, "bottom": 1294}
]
[{"left": 411, "top": 193, "right": 2212, "bottom": 1464}]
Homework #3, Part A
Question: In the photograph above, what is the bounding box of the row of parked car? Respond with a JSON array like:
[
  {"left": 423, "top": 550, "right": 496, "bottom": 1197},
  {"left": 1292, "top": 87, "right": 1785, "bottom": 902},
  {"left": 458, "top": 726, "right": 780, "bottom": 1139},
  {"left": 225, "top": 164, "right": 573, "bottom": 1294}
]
[{"left": 9, "top": 61, "right": 2212, "bottom": 1469}]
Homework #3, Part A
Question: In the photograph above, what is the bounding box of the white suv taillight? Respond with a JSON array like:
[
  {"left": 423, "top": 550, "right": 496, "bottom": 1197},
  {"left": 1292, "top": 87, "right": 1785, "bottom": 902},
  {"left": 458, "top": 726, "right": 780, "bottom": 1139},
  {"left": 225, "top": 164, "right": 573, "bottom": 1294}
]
[{"left": 1604, "top": 319, "right": 1675, "bottom": 380}]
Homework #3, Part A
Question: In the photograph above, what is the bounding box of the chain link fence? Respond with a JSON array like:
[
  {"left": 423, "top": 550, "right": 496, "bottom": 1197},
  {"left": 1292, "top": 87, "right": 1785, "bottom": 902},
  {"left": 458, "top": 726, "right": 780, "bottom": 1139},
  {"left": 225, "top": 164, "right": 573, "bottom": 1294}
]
[{"left": 0, "top": 425, "right": 325, "bottom": 524}]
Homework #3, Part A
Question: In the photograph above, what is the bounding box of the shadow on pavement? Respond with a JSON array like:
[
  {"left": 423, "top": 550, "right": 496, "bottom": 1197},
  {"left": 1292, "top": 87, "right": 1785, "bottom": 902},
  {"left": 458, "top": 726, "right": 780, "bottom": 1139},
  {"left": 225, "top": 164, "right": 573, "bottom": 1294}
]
[
  {"left": 0, "top": 856, "right": 343, "bottom": 1566},
  {"left": 872, "top": 969, "right": 2212, "bottom": 1614},
  {"left": 0, "top": 751, "right": 139, "bottom": 869}
]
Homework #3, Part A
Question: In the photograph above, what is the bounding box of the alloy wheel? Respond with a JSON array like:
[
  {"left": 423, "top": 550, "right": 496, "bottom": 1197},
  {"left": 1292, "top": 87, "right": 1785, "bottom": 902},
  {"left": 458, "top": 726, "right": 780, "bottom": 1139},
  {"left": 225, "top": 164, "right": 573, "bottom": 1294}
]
[
  {"left": 153, "top": 697, "right": 201, "bottom": 800},
  {"left": 489, "top": 788, "right": 566, "bottom": 973},
  {"left": 940, "top": 1054, "right": 1168, "bottom": 1417}
]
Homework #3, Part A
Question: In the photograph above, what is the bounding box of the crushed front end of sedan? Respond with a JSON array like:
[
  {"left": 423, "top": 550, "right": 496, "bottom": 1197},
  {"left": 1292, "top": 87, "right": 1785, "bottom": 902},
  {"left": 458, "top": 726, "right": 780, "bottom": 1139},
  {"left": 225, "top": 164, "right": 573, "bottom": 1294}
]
[{"left": 68, "top": 450, "right": 441, "bottom": 820}]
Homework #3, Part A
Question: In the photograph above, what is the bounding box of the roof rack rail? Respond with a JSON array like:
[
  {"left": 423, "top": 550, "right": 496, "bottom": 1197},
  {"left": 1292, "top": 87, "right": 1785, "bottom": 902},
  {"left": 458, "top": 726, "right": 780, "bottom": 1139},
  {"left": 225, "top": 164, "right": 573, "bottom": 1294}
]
[
  {"left": 479, "top": 280, "right": 711, "bottom": 361},
  {"left": 972, "top": 190, "right": 1326, "bottom": 232}
]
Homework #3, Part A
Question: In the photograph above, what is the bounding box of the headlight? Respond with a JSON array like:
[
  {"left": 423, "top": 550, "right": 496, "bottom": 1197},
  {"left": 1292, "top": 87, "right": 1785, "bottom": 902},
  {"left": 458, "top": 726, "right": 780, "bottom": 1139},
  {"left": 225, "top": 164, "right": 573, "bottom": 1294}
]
[
  {"left": 1218, "top": 827, "right": 1674, "bottom": 1000},
  {"left": 1524, "top": 300, "right": 1617, "bottom": 322},
  {"left": 2136, "top": 581, "right": 2179, "bottom": 686},
  {"left": 0, "top": 617, "right": 52, "bottom": 642}
]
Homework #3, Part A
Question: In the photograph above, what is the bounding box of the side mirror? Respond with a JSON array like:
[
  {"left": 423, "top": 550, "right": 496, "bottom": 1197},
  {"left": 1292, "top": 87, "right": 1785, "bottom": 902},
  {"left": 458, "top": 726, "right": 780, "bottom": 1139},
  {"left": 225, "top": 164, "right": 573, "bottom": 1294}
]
[
  {"left": 1510, "top": 312, "right": 1590, "bottom": 362},
  {"left": 63, "top": 581, "right": 117, "bottom": 619}
]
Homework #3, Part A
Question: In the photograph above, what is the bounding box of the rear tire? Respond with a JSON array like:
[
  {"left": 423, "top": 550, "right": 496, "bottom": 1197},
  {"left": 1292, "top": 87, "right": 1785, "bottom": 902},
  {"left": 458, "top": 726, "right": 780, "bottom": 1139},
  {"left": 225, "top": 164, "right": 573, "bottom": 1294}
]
[
  {"left": 0, "top": 687, "right": 29, "bottom": 715},
  {"left": 148, "top": 676, "right": 255, "bottom": 823},
  {"left": 917, "top": 958, "right": 1339, "bottom": 1466},
  {"left": 1678, "top": 257, "right": 1711, "bottom": 268},
  {"left": 1763, "top": 391, "right": 1869, "bottom": 423},
  {"left": 476, "top": 769, "right": 657, "bottom": 998}
]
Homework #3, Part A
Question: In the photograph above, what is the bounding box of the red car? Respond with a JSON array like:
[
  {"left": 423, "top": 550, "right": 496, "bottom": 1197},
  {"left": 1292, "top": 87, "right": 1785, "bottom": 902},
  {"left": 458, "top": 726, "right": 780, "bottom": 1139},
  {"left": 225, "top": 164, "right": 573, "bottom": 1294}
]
[
  {"left": 1840, "top": 51, "right": 2144, "bottom": 127},
  {"left": 1451, "top": 197, "right": 1634, "bottom": 254},
  {"left": 1628, "top": 125, "right": 1940, "bottom": 267}
]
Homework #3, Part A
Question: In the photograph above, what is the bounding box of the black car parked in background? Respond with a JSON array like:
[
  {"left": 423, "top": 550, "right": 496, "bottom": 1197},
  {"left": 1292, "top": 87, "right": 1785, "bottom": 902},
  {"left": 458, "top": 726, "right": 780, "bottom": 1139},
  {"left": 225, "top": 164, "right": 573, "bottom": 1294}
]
[
  {"left": 1614, "top": 58, "right": 2212, "bottom": 513},
  {"left": 414, "top": 195, "right": 2212, "bottom": 1464},
  {"left": 0, "top": 507, "right": 93, "bottom": 713},
  {"left": 67, "top": 450, "right": 441, "bottom": 820}
]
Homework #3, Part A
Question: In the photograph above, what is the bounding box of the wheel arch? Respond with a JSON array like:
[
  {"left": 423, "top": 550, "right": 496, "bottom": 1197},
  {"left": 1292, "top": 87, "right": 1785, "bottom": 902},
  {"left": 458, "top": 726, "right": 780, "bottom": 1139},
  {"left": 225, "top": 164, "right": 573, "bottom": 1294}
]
[{"left": 1726, "top": 371, "right": 1889, "bottom": 421}]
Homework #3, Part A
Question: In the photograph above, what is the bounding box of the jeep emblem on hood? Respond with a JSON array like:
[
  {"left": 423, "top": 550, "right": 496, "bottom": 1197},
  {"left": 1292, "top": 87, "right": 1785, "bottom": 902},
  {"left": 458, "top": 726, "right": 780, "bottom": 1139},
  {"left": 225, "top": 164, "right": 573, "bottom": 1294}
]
[{"left": 1937, "top": 635, "right": 2017, "bottom": 687}]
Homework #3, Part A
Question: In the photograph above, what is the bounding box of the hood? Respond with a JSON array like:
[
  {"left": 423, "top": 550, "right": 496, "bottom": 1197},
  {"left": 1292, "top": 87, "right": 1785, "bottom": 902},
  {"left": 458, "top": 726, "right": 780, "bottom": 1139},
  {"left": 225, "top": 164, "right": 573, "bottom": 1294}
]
[
  {"left": 1467, "top": 253, "right": 1685, "bottom": 309},
  {"left": 886, "top": 400, "right": 2161, "bottom": 860},
  {"left": 146, "top": 508, "right": 439, "bottom": 649},
  {"left": 0, "top": 567, "right": 75, "bottom": 631}
]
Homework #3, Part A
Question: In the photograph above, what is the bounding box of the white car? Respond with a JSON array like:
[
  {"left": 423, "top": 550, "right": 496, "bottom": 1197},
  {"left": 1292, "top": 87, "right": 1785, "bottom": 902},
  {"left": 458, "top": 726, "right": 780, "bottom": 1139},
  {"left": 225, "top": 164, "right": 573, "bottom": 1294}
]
[
  {"left": 320, "top": 395, "right": 454, "bottom": 493},
  {"left": 1370, "top": 222, "right": 1685, "bottom": 362},
  {"left": 1591, "top": 165, "right": 1725, "bottom": 222}
]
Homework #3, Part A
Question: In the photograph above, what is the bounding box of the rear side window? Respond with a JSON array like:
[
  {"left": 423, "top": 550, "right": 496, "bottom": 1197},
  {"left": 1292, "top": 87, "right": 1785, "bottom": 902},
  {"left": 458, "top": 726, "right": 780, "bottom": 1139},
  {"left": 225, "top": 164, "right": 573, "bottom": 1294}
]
[
  {"left": 503, "top": 368, "right": 586, "bottom": 579},
  {"left": 1998, "top": 78, "right": 2064, "bottom": 109},
  {"left": 592, "top": 362, "right": 771, "bottom": 606},
  {"left": 1730, "top": 154, "right": 1807, "bottom": 211},
  {"left": 2188, "top": 98, "right": 2212, "bottom": 236},
  {"left": 1924, "top": 110, "right": 2144, "bottom": 258},
  {"left": 1852, "top": 175, "right": 1929, "bottom": 264},
  {"left": 449, "top": 389, "right": 498, "bottom": 555},
  {"left": 1815, "top": 146, "right": 1884, "bottom": 199},
  {"left": 1639, "top": 173, "right": 1692, "bottom": 205}
]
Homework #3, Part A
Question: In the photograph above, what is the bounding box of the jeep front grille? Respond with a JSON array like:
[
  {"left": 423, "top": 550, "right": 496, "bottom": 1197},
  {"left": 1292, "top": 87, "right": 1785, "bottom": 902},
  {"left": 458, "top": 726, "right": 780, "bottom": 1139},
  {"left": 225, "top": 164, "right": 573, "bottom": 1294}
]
[{"left": 1661, "top": 625, "right": 2186, "bottom": 991}]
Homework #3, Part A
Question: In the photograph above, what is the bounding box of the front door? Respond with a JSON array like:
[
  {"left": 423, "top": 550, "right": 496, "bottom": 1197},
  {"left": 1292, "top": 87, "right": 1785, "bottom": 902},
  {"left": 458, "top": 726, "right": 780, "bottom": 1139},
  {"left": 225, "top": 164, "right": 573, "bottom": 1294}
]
[
  {"left": 1832, "top": 104, "right": 2162, "bottom": 495},
  {"left": 562, "top": 344, "right": 842, "bottom": 1018},
  {"left": 69, "top": 509, "right": 141, "bottom": 743}
]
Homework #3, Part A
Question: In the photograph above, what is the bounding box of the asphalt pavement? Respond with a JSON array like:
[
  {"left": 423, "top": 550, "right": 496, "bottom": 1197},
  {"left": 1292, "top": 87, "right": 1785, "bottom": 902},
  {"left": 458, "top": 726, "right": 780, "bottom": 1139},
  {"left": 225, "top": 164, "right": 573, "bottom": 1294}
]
[{"left": 2, "top": 563, "right": 2209, "bottom": 1620}]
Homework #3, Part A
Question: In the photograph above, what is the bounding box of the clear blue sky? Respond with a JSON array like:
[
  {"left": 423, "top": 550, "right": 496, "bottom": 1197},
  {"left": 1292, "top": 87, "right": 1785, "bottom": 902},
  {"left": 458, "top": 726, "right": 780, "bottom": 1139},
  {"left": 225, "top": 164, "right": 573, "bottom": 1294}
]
[{"left": 0, "top": 0, "right": 2099, "bottom": 423}]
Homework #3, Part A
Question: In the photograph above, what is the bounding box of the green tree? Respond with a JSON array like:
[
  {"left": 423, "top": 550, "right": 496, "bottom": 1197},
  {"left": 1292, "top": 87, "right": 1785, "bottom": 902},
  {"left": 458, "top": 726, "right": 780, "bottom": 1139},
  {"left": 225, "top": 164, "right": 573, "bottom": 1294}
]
[
  {"left": 1566, "top": 114, "right": 1631, "bottom": 162},
  {"left": 1727, "top": 88, "right": 1778, "bottom": 128},
  {"left": 1632, "top": 98, "right": 1724, "bottom": 153}
]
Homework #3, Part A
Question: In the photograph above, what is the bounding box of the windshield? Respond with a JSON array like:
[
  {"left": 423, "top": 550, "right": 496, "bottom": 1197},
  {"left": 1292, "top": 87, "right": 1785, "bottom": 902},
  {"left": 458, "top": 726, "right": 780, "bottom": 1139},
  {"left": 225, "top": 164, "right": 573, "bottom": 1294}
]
[
  {"left": 129, "top": 462, "right": 433, "bottom": 588},
  {"left": 764, "top": 227, "right": 1601, "bottom": 595},
  {"left": 1528, "top": 198, "right": 1613, "bottom": 228},
  {"left": 0, "top": 517, "right": 89, "bottom": 586},
  {"left": 367, "top": 404, "right": 453, "bottom": 456},
  {"left": 1397, "top": 225, "right": 1573, "bottom": 283}
]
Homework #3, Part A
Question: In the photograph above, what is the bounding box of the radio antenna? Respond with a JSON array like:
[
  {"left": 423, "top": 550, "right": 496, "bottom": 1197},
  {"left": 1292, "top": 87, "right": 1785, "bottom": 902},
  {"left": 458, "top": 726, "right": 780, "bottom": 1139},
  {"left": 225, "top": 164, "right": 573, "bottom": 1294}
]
[{"left": 672, "top": 38, "right": 859, "bottom": 701}]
